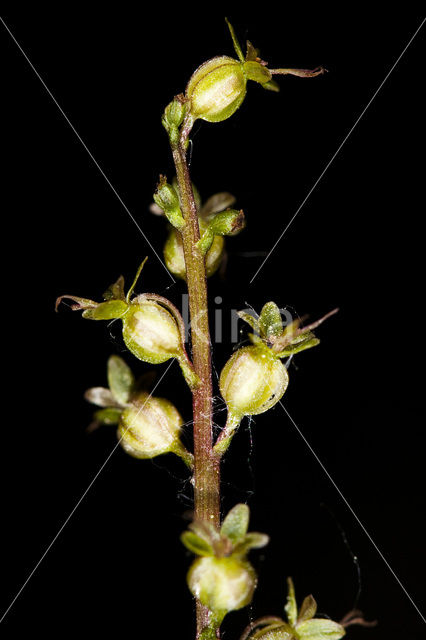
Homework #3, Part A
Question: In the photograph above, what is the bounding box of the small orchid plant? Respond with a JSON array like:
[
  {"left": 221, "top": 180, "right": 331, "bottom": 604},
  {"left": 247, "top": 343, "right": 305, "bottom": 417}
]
[{"left": 57, "top": 20, "right": 372, "bottom": 640}]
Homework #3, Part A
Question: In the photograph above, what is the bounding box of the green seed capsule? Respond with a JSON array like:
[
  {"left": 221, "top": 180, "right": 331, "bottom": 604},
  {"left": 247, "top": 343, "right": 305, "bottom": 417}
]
[
  {"left": 122, "top": 298, "right": 181, "bottom": 364},
  {"left": 187, "top": 556, "right": 256, "bottom": 615},
  {"left": 220, "top": 345, "right": 289, "bottom": 419},
  {"left": 118, "top": 392, "right": 184, "bottom": 459},
  {"left": 186, "top": 56, "right": 247, "bottom": 123}
]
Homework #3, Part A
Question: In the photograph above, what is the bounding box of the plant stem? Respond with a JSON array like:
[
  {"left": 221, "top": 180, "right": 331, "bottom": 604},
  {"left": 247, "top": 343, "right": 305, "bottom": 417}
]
[{"left": 171, "top": 121, "right": 221, "bottom": 638}]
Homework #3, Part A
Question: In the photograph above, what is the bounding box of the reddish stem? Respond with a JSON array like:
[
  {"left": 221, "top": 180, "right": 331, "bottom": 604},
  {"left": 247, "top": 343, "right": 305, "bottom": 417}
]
[{"left": 171, "top": 116, "right": 221, "bottom": 639}]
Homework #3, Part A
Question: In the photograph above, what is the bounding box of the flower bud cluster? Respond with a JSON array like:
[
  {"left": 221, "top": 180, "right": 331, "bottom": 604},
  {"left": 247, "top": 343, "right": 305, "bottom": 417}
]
[{"left": 157, "top": 189, "right": 243, "bottom": 280}]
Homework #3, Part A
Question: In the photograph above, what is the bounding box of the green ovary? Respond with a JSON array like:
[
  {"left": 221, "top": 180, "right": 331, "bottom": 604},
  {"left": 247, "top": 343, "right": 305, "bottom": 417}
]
[
  {"left": 220, "top": 346, "right": 289, "bottom": 417},
  {"left": 119, "top": 395, "right": 182, "bottom": 458},
  {"left": 123, "top": 302, "right": 181, "bottom": 362},
  {"left": 188, "top": 556, "right": 255, "bottom": 614}
]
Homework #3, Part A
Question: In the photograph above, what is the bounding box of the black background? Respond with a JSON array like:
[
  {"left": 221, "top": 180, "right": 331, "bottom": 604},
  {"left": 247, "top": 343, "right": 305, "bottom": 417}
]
[{"left": 1, "top": 4, "right": 425, "bottom": 638}]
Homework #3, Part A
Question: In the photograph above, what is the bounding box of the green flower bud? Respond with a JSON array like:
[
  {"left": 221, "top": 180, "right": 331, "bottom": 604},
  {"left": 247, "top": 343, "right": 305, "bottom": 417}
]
[
  {"left": 208, "top": 208, "right": 245, "bottom": 236},
  {"left": 154, "top": 177, "right": 180, "bottom": 211},
  {"left": 197, "top": 209, "right": 245, "bottom": 255},
  {"left": 186, "top": 56, "right": 247, "bottom": 124},
  {"left": 154, "top": 176, "right": 185, "bottom": 231},
  {"left": 188, "top": 556, "right": 256, "bottom": 616},
  {"left": 162, "top": 95, "right": 189, "bottom": 146},
  {"left": 162, "top": 95, "right": 188, "bottom": 128},
  {"left": 118, "top": 392, "right": 186, "bottom": 460},
  {"left": 164, "top": 219, "right": 225, "bottom": 280},
  {"left": 151, "top": 186, "right": 240, "bottom": 279},
  {"left": 220, "top": 345, "right": 289, "bottom": 420},
  {"left": 161, "top": 189, "right": 242, "bottom": 279}
]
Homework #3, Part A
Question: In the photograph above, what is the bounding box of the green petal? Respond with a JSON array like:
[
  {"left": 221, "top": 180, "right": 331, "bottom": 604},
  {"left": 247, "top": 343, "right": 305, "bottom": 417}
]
[
  {"left": 252, "top": 622, "right": 295, "bottom": 639},
  {"left": 297, "top": 619, "right": 345, "bottom": 640},
  {"left": 245, "top": 40, "right": 260, "bottom": 62},
  {"left": 285, "top": 578, "right": 298, "bottom": 626},
  {"left": 244, "top": 61, "right": 272, "bottom": 84},
  {"left": 297, "top": 595, "right": 317, "bottom": 624},
  {"left": 233, "top": 532, "right": 269, "bottom": 555},
  {"left": 103, "top": 275, "right": 125, "bottom": 301},
  {"left": 189, "top": 519, "right": 220, "bottom": 546},
  {"left": 237, "top": 310, "right": 260, "bottom": 333},
  {"left": 55, "top": 294, "right": 98, "bottom": 312},
  {"left": 107, "top": 355, "right": 135, "bottom": 405},
  {"left": 126, "top": 257, "right": 148, "bottom": 302},
  {"left": 262, "top": 80, "right": 280, "bottom": 92},
  {"left": 276, "top": 337, "right": 320, "bottom": 358},
  {"left": 259, "top": 302, "right": 283, "bottom": 339},
  {"left": 84, "top": 387, "right": 118, "bottom": 408},
  {"left": 225, "top": 17, "right": 244, "bottom": 62},
  {"left": 94, "top": 407, "right": 122, "bottom": 425},
  {"left": 181, "top": 531, "right": 214, "bottom": 557},
  {"left": 220, "top": 503, "right": 250, "bottom": 544},
  {"left": 82, "top": 300, "right": 128, "bottom": 320}
]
